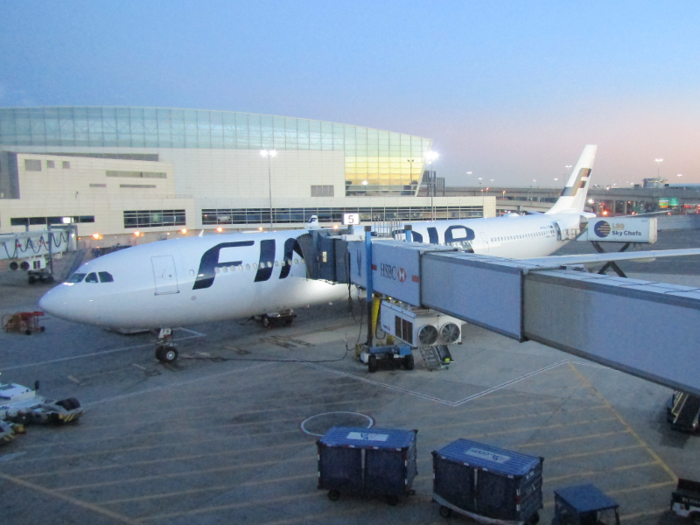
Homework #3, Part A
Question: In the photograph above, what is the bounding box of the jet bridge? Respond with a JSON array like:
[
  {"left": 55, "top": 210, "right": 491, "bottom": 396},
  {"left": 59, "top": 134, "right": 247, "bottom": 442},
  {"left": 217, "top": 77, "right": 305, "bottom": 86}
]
[
  {"left": 343, "top": 237, "right": 700, "bottom": 397},
  {"left": 0, "top": 228, "right": 75, "bottom": 262}
]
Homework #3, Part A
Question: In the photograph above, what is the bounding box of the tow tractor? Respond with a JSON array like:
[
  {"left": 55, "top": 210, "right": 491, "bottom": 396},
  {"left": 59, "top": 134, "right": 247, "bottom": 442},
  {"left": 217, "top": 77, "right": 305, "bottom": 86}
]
[
  {"left": 670, "top": 478, "right": 700, "bottom": 523},
  {"left": 359, "top": 344, "right": 414, "bottom": 373},
  {"left": 0, "top": 381, "right": 83, "bottom": 445},
  {"left": 552, "top": 484, "right": 620, "bottom": 525}
]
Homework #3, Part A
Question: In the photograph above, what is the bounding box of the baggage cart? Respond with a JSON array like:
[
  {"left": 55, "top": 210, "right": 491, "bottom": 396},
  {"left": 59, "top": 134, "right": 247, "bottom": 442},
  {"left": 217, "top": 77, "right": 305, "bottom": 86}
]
[
  {"left": 2, "top": 311, "right": 45, "bottom": 335},
  {"left": 317, "top": 426, "right": 417, "bottom": 505},
  {"left": 432, "top": 438, "right": 543, "bottom": 524},
  {"left": 552, "top": 484, "right": 619, "bottom": 524}
]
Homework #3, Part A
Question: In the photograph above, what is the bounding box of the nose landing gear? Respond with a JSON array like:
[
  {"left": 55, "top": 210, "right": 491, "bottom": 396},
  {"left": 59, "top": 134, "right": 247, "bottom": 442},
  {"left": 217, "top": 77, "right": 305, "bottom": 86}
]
[{"left": 155, "top": 328, "right": 178, "bottom": 363}]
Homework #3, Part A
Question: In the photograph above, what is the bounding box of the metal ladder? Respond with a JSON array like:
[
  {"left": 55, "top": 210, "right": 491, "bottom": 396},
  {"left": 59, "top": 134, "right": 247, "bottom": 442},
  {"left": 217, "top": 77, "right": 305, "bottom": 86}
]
[{"left": 419, "top": 346, "right": 445, "bottom": 371}]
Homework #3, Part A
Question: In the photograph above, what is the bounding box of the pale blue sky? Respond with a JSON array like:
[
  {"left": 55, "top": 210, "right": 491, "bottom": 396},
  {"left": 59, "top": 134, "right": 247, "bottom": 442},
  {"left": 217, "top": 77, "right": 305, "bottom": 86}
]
[{"left": 2, "top": 0, "right": 699, "bottom": 186}]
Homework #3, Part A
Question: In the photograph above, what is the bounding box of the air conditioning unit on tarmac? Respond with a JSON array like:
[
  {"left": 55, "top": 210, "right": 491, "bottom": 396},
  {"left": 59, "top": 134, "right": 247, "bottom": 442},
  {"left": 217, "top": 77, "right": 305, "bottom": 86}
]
[
  {"left": 8, "top": 256, "right": 47, "bottom": 272},
  {"left": 380, "top": 301, "right": 462, "bottom": 347}
]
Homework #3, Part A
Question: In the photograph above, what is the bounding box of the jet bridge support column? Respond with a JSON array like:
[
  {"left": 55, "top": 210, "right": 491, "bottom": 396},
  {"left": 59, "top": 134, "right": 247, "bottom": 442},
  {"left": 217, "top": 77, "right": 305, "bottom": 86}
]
[{"left": 365, "top": 226, "right": 374, "bottom": 348}]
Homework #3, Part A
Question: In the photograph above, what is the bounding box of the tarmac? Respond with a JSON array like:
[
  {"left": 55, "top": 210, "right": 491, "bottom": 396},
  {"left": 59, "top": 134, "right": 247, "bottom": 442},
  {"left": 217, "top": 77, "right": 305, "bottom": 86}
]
[{"left": 1, "top": 230, "right": 699, "bottom": 524}]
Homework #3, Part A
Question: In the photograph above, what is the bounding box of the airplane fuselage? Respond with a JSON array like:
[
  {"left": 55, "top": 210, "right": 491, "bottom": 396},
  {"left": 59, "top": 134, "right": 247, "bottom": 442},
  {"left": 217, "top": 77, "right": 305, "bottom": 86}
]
[
  {"left": 408, "top": 211, "right": 580, "bottom": 259},
  {"left": 41, "top": 230, "right": 348, "bottom": 328}
]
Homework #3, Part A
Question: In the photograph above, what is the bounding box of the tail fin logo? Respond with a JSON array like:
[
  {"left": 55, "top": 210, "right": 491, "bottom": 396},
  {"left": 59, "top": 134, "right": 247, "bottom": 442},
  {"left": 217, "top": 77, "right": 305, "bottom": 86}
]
[{"left": 560, "top": 168, "right": 591, "bottom": 197}]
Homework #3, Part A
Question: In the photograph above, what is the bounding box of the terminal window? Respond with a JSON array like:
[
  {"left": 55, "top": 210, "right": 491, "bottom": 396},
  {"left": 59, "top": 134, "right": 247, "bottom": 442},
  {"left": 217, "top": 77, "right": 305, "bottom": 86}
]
[
  {"left": 10, "top": 216, "right": 95, "bottom": 226},
  {"left": 24, "top": 159, "right": 42, "bottom": 171},
  {"left": 311, "top": 185, "right": 334, "bottom": 197},
  {"left": 123, "top": 210, "right": 186, "bottom": 229},
  {"left": 106, "top": 170, "right": 167, "bottom": 179}
]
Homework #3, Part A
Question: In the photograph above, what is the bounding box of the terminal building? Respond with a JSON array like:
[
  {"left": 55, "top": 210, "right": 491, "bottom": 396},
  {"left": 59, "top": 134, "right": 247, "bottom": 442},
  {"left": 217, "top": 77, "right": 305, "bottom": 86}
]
[{"left": 0, "top": 107, "right": 494, "bottom": 242}]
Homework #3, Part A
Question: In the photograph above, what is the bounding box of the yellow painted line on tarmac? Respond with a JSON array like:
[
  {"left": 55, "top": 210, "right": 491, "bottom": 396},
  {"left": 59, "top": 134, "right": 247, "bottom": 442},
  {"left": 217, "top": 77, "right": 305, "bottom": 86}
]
[
  {"left": 520, "top": 428, "right": 629, "bottom": 448},
  {"left": 426, "top": 403, "right": 611, "bottom": 433},
  {"left": 546, "top": 444, "right": 643, "bottom": 462},
  {"left": 247, "top": 504, "right": 404, "bottom": 525},
  {"left": 20, "top": 441, "right": 312, "bottom": 479},
  {"left": 9, "top": 427, "right": 303, "bottom": 465},
  {"left": 546, "top": 460, "right": 660, "bottom": 483},
  {"left": 54, "top": 455, "right": 314, "bottom": 492},
  {"left": 608, "top": 480, "right": 676, "bottom": 495},
  {"left": 98, "top": 474, "right": 316, "bottom": 505},
  {"left": 135, "top": 492, "right": 316, "bottom": 522},
  {"left": 0, "top": 471, "right": 138, "bottom": 525},
  {"left": 463, "top": 416, "right": 619, "bottom": 441},
  {"left": 568, "top": 362, "right": 678, "bottom": 482},
  {"left": 620, "top": 508, "right": 667, "bottom": 521},
  {"left": 81, "top": 396, "right": 371, "bottom": 429}
]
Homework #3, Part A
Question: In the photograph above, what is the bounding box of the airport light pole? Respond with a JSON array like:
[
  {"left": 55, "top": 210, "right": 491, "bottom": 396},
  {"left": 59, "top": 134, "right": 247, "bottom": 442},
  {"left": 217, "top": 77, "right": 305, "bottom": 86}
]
[
  {"left": 260, "top": 149, "right": 277, "bottom": 230},
  {"left": 655, "top": 158, "right": 663, "bottom": 178},
  {"left": 425, "top": 151, "right": 439, "bottom": 219}
]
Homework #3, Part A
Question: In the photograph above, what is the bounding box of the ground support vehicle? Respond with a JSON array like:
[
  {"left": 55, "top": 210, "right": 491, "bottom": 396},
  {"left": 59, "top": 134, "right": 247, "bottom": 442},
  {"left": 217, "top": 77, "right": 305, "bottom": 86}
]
[
  {"left": 258, "top": 310, "right": 296, "bottom": 329},
  {"left": 27, "top": 268, "right": 55, "bottom": 284},
  {"left": 0, "top": 420, "right": 19, "bottom": 445},
  {"left": 667, "top": 391, "right": 700, "bottom": 432},
  {"left": 671, "top": 478, "right": 700, "bottom": 523},
  {"left": 432, "top": 438, "right": 543, "bottom": 524},
  {"left": 359, "top": 344, "right": 414, "bottom": 373},
  {"left": 317, "top": 426, "right": 418, "bottom": 506},
  {"left": 2, "top": 311, "right": 45, "bottom": 335},
  {"left": 552, "top": 484, "right": 619, "bottom": 525},
  {"left": 0, "top": 382, "right": 83, "bottom": 442}
]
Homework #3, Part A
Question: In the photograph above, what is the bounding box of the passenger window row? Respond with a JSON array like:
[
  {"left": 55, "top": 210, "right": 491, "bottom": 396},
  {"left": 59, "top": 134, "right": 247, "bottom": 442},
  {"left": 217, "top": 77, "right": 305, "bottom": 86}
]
[{"left": 214, "top": 259, "right": 303, "bottom": 274}]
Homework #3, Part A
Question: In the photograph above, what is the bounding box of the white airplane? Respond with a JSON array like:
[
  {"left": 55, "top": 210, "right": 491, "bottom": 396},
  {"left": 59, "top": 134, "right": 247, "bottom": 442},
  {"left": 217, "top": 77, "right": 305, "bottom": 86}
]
[
  {"left": 405, "top": 145, "right": 597, "bottom": 259},
  {"left": 38, "top": 144, "right": 700, "bottom": 362}
]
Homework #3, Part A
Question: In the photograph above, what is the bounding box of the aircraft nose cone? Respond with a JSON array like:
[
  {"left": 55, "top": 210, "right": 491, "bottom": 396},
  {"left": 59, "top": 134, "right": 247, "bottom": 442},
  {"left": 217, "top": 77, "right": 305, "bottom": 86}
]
[{"left": 39, "top": 287, "right": 65, "bottom": 318}]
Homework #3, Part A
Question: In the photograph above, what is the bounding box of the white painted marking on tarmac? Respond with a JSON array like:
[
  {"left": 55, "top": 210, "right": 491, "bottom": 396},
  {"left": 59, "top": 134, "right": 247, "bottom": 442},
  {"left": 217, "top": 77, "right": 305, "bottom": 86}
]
[
  {"left": 300, "top": 411, "right": 373, "bottom": 436},
  {"left": 0, "top": 452, "right": 26, "bottom": 462},
  {"left": 84, "top": 362, "right": 273, "bottom": 407},
  {"left": 0, "top": 329, "right": 205, "bottom": 372},
  {"left": 306, "top": 359, "right": 607, "bottom": 407}
]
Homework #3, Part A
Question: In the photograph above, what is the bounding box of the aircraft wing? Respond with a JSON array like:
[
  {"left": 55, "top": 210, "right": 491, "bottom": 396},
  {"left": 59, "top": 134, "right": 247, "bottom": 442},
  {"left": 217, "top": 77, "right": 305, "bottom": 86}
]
[{"left": 521, "top": 248, "right": 700, "bottom": 270}]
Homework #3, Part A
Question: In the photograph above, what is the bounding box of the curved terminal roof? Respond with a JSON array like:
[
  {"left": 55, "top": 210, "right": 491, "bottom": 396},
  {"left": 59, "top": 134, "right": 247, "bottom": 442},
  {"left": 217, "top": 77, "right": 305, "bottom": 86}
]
[{"left": 0, "top": 107, "right": 433, "bottom": 191}]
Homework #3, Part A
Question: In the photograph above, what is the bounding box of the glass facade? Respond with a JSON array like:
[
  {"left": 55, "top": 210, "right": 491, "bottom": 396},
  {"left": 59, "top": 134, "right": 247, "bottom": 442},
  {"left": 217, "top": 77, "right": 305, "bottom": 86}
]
[
  {"left": 0, "top": 107, "right": 433, "bottom": 196},
  {"left": 202, "top": 206, "right": 482, "bottom": 226},
  {"left": 123, "top": 210, "right": 186, "bottom": 229}
]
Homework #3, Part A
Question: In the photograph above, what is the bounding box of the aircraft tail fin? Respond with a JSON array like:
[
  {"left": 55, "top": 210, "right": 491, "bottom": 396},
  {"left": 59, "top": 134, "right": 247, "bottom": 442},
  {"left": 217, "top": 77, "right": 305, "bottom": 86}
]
[
  {"left": 546, "top": 145, "right": 597, "bottom": 215},
  {"left": 307, "top": 215, "right": 320, "bottom": 230}
]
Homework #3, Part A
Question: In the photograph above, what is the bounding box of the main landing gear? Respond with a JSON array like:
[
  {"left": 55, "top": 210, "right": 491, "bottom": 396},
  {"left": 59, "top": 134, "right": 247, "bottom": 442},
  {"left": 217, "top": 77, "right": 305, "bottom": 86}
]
[{"left": 155, "top": 328, "right": 178, "bottom": 363}]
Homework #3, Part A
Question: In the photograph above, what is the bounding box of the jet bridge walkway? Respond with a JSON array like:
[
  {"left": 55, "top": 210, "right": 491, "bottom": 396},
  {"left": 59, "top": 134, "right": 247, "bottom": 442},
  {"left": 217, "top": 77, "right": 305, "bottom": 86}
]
[
  {"left": 0, "top": 227, "right": 75, "bottom": 262},
  {"left": 314, "top": 232, "right": 700, "bottom": 398}
]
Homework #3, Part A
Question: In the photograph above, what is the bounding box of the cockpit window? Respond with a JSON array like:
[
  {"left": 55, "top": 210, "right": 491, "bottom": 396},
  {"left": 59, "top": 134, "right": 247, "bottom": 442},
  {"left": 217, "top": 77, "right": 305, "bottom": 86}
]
[
  {"left": 85, "top": 272, "right": 99, "bottom": 283},
  {"left": 98, "top": 271, "right": 114, "bottom": 283},
  {"left": 67, "top": 273, "right": 86, "bottom": 283}
]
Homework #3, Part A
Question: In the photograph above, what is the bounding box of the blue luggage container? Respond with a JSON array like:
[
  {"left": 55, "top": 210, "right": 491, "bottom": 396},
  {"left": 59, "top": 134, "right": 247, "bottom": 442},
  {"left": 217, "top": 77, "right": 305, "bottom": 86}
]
[
  {"left": 432, "top": 439, "right": 543, "bottom": 524},
  {"left": 317, "top": 426, "right": 417, "bottom": 505}
]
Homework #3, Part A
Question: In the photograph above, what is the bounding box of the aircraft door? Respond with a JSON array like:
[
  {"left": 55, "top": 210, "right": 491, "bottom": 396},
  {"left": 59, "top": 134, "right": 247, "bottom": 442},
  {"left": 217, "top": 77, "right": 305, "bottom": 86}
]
[
  {"left": 554, "top": 222, "right": 563, "bottom": 241},
  {"left": 480, "top": 232, "right": 489, "bottom": 252},
  {"left": 152, "top": 255, "right": 179, "bottom": 295}
]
